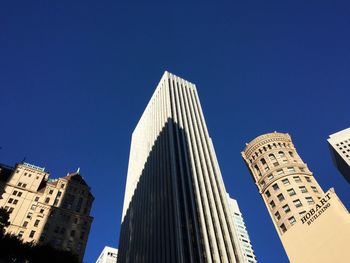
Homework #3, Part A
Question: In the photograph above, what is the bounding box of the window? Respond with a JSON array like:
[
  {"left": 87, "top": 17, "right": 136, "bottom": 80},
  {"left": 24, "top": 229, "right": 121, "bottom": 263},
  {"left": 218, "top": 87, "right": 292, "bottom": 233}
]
[
  {"left": 261, "top": 158, "right": 269, "bottom": 171},
  {"left": 269, "top": 154, "right": 279, "bottom": 166},
  {"left": 300, "top": 167, "right": 305, "bottom": 172},
  {"left": 299, "top": 211, "right": 306, "bottom": 216},
  {"left": 18, "top": 231, "right": 24, "bottom": 238},
  {"left": 279, "top": 151, "right": 288, "bottom": 163},
  {"left": 277, "top": 193, "right": 285, "bottom": 201},
  {"left": 8, "top": 207, "right": 14, "bottom": 213},
  {"left": 287, "top": 188, "right": 296, "bottom": 196},
  {"left": 35, "top": 197, "right": 39, "bottom": 202},
  {"left": 8, "top": 198, "right": 14, "bottom": 204},
  {"left": 267, "top": 174, "right": 273, "bottom": 181},
  {"left": 29, "top": 231, "right": 35, "bottom": 238},
  {"left": 49, "top": 190, "right": 53, "bottom": 195},
  {"left": 22, "top": 184, "right": 27, "bottom": 188},
  {"left": 288, "top": 216, "right": 296, "bottom": 225},
  {"left": 299, "top": 186, "right": 308, "bottom": 193},
  {"left": 17, "top": 192, "right": 22, "bottom": 197},
  {"left": 270, "top": 200, "right": 276, "bottom": 208},
  {"left": 27, "top": 212, "right": 33, "bottom": 219},
  {"left": 306, "top": 197, "right": 315, "bottom": 205},
  {"left": 57, "top": 191, "right": 62, "bottom": 197},
  {"left": 17, "top": 182, "right": 22, "bottom": 187},
  {"left": 293, "top": 199, "right": 302, "bottom": 208},
  {"left": 40, "top": 209, "right": 44, "bottom": 214},
  {"left": 289, "top": 151, "right": 294, "bottom": 158},
  {"left": 287, "top": 167, "right": 296, "bottom": 173},
  {"left": 311, "top": 186, "right": 318, "bottom": 193},
  {"left": 45, "top": 198, "right": 50, "bottom": 204},
  {"left": 61, "top": 183, "right": 65, "bottom": 189},
  {"left": 13, "top": 190, "right": 18, "bottom": 195},
  {"left": 283, "top": 204, "right": 291, "bottom": 213},
  {"left": 275, "top": 211, "right": 281, "bottom": 220},
  {"left": 276, "top": 169, "right": 284, "bottom": 176},
  {"left": 272, "top": 183, "right": 279, "bottom": 191},
  {"left": 293, "top": 176, "right": 301, "bottom": 182},
  {"left": 34, "top": 220, "right": 40, "bottom": 227},
  {"left": 305, "top": 176, "right": 312, "bottom": 182},
  {"left": 23, "top": 221, "right": 28, "bottom": 227},
  {"left": 280, "top": 223, "right": 287, "bottom": 233},
  {"left": 282, "top": 178, "right": 290, "bottom": 185},
  {"left": 265, "top": 190, "right": 271, "bottom": 198}
]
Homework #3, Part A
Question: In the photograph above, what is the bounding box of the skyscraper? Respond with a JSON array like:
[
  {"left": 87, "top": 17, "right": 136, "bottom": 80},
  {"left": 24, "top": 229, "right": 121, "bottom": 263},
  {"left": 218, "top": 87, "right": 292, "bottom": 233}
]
[
  {"left": 242, "top": 132, "right": 350, "bottom": 263},
  {"left": 227, "top": 196, "right": 257, "bottom": 263},
  {"left": 0, "top": 162, "right": 94, "bottom": 261},
  {"left": 327, "top": 127, "right": 350, "bottom": 184},
  {"left": 118, "top": 72, "right": 244, "bottom": 263}
]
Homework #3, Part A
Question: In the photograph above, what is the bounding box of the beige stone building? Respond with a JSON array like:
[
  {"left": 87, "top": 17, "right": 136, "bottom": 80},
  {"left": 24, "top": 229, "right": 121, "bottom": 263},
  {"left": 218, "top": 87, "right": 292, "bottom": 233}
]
[
  {"left": 242, "top": 132, "right": 350, "bottom": 262},
  {"left": 0, "top": 162, "right": 94, "bottom": 262}
]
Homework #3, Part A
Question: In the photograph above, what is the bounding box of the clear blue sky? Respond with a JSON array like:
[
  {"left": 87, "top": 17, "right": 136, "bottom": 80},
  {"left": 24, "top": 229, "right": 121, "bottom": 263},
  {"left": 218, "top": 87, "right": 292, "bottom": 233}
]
[{"left": 1, "top": 1, "right": 349, "bottom": 262}]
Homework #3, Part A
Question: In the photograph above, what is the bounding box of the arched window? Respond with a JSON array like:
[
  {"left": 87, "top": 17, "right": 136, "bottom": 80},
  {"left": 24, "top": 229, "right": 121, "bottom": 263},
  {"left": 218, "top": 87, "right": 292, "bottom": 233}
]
[
  {"left": 279, "top": 151, "right": 288, "bottom": 163},
  {"left": 269, "top": 154, "right": 279, "bottom": 167},
  {"left": 261, "top": 158, "right": 269, "bottom": 171},
  {"left": 254, "top": 165, "right": 261, "bottom": 177},
  {"left": 289, "top": 151, "right": 294, "bottom": 158},
  {"left": 268, "top": 144, "right": 272, "bottom": 149},
  {"left": 263, "top": 146, "right": 267, "bottom": 152}
]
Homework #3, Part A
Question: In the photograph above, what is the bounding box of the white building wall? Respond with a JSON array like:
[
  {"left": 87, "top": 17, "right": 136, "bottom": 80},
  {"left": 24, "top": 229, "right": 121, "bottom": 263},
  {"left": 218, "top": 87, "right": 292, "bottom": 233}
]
[
  {"left": 227, "top": 196, "right": 257, "bottom": 263},
  {"left": 96, "top": 246, "right": 118, "bottom": 263}
]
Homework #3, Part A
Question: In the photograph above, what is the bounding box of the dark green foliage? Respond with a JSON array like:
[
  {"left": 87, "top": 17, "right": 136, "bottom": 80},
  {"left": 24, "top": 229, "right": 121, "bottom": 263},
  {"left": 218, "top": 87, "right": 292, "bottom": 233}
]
[{"left": 0, "top": 207, "right": 10, "bottom": 236}]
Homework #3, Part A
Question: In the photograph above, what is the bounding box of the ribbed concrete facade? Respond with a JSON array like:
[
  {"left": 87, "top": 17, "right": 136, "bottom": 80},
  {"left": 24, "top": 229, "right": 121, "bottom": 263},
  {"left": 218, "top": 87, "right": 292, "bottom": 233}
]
[
  {"left": 118, "top": 72, "right": 243, "bottom": 263},
  {"left": 241, "top": 132, "right": 324, "bottom": 236}
]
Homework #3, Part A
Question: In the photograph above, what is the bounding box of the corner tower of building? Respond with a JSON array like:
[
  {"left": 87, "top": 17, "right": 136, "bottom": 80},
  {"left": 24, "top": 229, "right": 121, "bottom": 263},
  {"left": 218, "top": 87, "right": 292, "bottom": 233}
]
[{"left": 241, "top": 132, "right": 324, "bottom": 236}]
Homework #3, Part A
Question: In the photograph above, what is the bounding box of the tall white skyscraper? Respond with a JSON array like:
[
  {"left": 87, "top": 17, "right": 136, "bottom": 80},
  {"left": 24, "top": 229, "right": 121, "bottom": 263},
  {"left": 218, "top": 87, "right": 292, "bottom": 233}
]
[
  {"left": 118, "top": 72, "right": 244, "bottom": 263},
  {"left": 227, "top": 196, "right": 257, "bottom": 263},
  {"left": 328, "top": 127, "right": 350, "bottom": 184}
]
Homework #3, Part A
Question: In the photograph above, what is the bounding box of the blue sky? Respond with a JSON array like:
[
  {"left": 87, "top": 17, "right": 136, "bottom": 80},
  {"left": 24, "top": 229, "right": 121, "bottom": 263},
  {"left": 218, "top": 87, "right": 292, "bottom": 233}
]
[{"left": 1, "top": 1, "right": 349, "bottom": 262}]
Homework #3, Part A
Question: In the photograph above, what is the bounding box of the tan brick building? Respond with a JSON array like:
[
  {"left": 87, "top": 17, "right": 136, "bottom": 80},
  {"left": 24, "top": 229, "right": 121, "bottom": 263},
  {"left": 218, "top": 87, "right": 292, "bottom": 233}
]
[
  {"left": 242, "top": 132, "right": 350, "bottom": 262},
  {"left": 0, "top": 162, "right": 94, "bottom": 262}
]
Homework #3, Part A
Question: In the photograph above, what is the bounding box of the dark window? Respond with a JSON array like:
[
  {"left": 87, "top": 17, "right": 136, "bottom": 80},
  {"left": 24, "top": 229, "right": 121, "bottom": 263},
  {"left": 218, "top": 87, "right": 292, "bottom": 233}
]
[{"left": 29, "top": 231, "right": 35, "bottom": 238}]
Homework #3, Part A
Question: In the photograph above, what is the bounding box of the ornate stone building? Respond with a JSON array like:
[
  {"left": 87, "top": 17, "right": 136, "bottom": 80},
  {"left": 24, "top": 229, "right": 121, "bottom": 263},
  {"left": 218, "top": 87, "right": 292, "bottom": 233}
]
[
  {"left": 0, "top": 162, "right": 94, "bottom": 262},
  {"left": 242, "top": 132, "right": 350, "bottom": 263},
  {"left": 241, "top": 132, "right": 324, "bottom": 235}
]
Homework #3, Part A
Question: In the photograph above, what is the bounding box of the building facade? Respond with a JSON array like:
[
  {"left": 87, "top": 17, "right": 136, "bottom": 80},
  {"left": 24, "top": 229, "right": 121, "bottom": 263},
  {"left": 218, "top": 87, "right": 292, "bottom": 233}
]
[
  {"left": 241, "top": 132, "right": 325, "bottom": 235},
  {"left": 227, "top": 196, "right": 257, "bottom": 263},
  {"left": 118, "top": 72, "right": 244, "bottom": 263},
  {"left": 328, "top": 127, "right": 350, "bottom": 184},
  {"left": 96, "top": 246, "right": 118, "bottom": 263},
  {"left": 0, "top": 162, "right": 94, "bottom": 261},
  {"left": 242, "top": 132, "right": 350, "bottom": 262}
]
